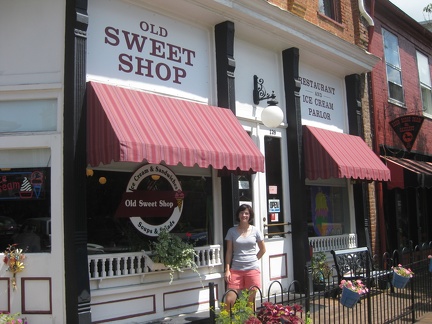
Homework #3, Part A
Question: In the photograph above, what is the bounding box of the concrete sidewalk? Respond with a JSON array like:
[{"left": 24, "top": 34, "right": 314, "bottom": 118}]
[{"left": 417, "top": 312, "right": 432, "bottom": 323}]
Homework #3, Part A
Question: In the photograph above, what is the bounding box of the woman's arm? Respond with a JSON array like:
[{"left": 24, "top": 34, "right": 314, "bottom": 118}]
[
  {"left": 224, "top": 239, "right": 233, "bottom": 282},
  {"left": 225, "top": 239, "right": 233, "bottom": 272},
  {"left": 256, "top": 240, "right": 266, "bottom": 260}
]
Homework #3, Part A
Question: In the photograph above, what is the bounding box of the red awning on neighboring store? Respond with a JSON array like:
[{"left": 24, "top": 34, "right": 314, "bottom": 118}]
[
  {"left": 303, "top": 125, "right": 391, "bottom": 181},
  {"left": 86, "top": 82, "right": 264, "bottom": 172},
  {"left": 381, "top": 156, "right": 432, "bottom": 189}
]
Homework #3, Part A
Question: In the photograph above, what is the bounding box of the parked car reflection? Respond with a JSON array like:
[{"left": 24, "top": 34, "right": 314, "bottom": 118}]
[
  {"left": 87, "top": 243, "right": 105, "bottom": 254},
  {"left": 0, "top": 216, "right": 18, "bottom": 250},
  {"left": 20, "top": 217, "right": 51, "bottom": 252}
]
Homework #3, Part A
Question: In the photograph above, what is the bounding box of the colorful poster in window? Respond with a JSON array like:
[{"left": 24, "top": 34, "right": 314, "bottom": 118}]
[{"left": 311, "top": 186, "right": 333, "bottom": 236}]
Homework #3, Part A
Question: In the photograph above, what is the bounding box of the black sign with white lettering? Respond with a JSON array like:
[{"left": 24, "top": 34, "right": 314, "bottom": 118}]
[{"left": 389, "top": 115, "right": 424, "bottom": 152}]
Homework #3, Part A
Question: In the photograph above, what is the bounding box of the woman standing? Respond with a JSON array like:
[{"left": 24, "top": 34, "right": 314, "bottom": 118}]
[{"left": 224, "top": 204, "right": 266, "bottom": 309}]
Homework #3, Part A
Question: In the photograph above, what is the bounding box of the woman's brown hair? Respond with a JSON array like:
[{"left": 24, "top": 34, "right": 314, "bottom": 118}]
[{"left": 235, "top": 204, "right": 254, "bottom": 223}]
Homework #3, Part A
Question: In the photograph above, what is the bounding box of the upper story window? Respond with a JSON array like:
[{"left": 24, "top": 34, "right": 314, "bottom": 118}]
[
  {"left": 416, "top": 51, "right": 432, "bottom": 116},
  {"left": 319, "top": 0, "right": 341, "bottom": 22},
  {"left": 382, "top": 29, "right": 405, "bottom": 104}
]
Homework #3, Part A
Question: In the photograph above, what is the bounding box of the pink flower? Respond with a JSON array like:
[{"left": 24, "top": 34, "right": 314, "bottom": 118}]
[
  {"left": 392, "top": 264, "right": 414, "bottom": 278},
  {"left": 339, "top": 279, "right": 368, "bottom": 295}
]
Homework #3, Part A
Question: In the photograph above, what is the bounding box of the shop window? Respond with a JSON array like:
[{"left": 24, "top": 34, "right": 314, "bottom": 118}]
[
  {"left": 306, "top": 183, "right": 349, "bottom": 237},
  {"left": 318, "top": 0, "right": 341, "bottom": 22},
  {"left": 383, "top": 29, "right": 405, "bottom": 104},
  {"left": 416, "top": 51, "right": 432, "bottom": 116},
  {"left": 264, "top": 136, "right": 285, "bottom": 238},
  {"left": 0, "top": 100, "right": 57, "bottom": 133},
  {"left": 86, "top": 170, "right": 213, "bottom": 253},
  {"left": 0, "top": 168, "right": 51, "bottom": 252}
]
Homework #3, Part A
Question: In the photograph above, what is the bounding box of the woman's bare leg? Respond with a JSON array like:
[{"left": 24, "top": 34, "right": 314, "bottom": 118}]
[{"left": 224, "top": 290, "right": 239, "bottom": 311}]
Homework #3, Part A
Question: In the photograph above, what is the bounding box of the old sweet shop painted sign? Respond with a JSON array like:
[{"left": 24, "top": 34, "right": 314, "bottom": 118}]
[
  {"left": 87, "top": 0, "right": 209, "bottom": 101},
  {"left": 115, "top": 164, "right": 185, "bottom": 236}
]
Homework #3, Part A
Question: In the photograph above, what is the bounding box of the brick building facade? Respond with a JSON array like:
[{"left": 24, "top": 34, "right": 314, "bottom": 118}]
[{"left": 369, "top": 0, "right": 432, "bottom": 252}]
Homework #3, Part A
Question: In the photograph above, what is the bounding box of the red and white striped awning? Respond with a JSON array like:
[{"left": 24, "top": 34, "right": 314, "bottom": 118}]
[
  {"left": 303, "top": 125, "right": 390, "bottom": 181},
  {"left": 381, "top": 156, "right": 432, "bottom": 189},
  {"left": 86, "top": 82, "right": 264, "bottom": 172}
]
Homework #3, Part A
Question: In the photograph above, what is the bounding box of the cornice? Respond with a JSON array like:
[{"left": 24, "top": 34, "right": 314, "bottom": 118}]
[
  {"left": 190, "top": 0, "right": 380, "bottom": 73},
  {"left": 127, "top": 0, "right": 380, "bottom": 74}
]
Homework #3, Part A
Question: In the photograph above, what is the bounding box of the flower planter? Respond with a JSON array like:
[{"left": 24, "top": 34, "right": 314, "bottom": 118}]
[
  {"left": 143, "top": 251, "right": 169, "bottom": 271},
  {"left": 340, "top": 287, "right": 360, "bottom": 308},
  {"left": 392, "top": 272, "right": 410, "bottom": 288}
]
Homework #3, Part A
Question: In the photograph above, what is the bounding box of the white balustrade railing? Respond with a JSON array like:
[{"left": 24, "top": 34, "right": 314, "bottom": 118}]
[
  {"left": 88, "top": 245, "right": 222, "bottom": 280},
  {"left": 309, "top": 234, "right": 357, "bottom": 253}
]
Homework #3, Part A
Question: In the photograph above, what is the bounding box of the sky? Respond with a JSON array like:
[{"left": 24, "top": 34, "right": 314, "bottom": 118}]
[{"left": 388, "top": 0, "right": 431, "bottom": 22}]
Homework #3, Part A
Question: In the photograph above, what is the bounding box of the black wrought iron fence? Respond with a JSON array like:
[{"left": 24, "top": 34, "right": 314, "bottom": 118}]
[{"left": 214, "top": 242, "right": 432, "bottom": 324}]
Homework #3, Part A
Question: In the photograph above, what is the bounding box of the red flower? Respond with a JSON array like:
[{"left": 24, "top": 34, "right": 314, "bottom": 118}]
[
  {"left": 245, "top": 317, "right": 262, "bottom": 324},
  {"left": 257, "top": 302, "right": 304, "bottom": 323}
]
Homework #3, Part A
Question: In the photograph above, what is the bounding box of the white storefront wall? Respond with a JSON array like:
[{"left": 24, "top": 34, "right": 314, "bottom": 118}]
[
  {"left": 299, "top": 64, "right": 356, "bottom": 247},
  {"left": 86, "top": 1, "right": 294, "bottom": 320},
  {"left": 86, "top": 0, "right": 368, "bottom": 322},
  {"left": 0, "top": 0, "right": 378, "bottom": 322},
  {"left": 234, "top": 38, "right": 292, "bottom": 296},
  {"left": 0, "top": 0, "right": 66, "bottom": 323},
  {"left": 86, "top": 1, "right": 226, "bottom": 322}
]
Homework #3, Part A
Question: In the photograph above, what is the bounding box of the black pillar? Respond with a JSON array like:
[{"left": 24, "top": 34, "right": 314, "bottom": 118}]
[
  {"left": 345, "top": 74, "right": 369, "bottom": 250},
  {"left": 345, "top": 74, "right": 363, "bottom": 137},
  {"left": 214, "top": 21, "right": 238, "bottom": 243},
  {"left": 215, "top": 21, "right": 236, "bottom": 111},
  {"left": 64, "top": 0, "right": 91, "bottom": 323},
  {"left": 283, "top": 48, "right": 309, "bottom": 289}
]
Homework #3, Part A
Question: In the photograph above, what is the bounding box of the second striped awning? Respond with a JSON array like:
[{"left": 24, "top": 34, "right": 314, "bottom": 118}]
[{"left": 303, "top": 125, "right": 390, "bottom": 181}]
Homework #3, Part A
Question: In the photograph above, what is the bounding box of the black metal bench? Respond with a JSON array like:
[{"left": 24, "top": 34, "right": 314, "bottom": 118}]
[{"left": 330, "top": 247, "right": 393, "bottom": 290}]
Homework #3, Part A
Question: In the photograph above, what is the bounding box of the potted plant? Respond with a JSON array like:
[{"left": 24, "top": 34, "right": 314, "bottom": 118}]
[
  {"left": 256, "top": 302, "right": 307, "bottom": 323},
  {"left": 311, "top": 251, "right": 331, "bottom": 291},
  {"left": 0, "top": 312, "right": 27, "bottom": 324},
  {"left": 151, "top": 228, "right": 201, "bottom": 284},
  {"left": 339, "top": 279, "right": 368, "bottom": 308},
  {"left": 216, "top": 290, "right": 261, "bottom": 324},
  {"left": 391, "top": 264, "right": 414, "bottom": 288}
]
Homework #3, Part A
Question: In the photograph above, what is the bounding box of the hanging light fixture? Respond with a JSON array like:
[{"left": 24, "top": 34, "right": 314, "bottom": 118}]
[
  {"left": 86, "top": 168, "right": 94, "bottom": 177},
  {"left": 253, "top": 75, "right": 284, "bottom": 128},
  {"left": 151, "top": 174, "right": 161, "bottom": 181}
]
